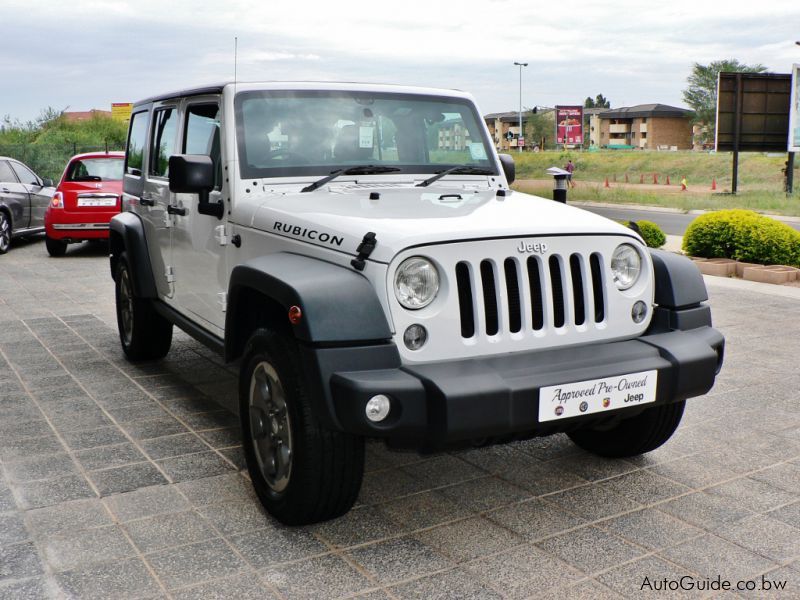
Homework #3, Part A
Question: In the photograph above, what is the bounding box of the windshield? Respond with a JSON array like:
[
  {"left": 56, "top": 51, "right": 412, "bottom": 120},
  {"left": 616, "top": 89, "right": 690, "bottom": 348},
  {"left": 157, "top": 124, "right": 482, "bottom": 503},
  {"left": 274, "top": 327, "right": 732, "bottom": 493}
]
[
  {"left": 234, "top": 91, "right": 496, "bottom": 180},
  {"left": 66, "top": 158, "right": 123, "bottom": 182}
]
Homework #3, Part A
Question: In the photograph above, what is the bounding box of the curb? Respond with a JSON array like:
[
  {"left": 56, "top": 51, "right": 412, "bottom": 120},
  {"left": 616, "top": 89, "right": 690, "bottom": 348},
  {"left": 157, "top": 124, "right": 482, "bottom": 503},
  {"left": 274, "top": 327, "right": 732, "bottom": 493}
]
[{"left": 570, "top": 200, "right": 800, "bottom": 224}]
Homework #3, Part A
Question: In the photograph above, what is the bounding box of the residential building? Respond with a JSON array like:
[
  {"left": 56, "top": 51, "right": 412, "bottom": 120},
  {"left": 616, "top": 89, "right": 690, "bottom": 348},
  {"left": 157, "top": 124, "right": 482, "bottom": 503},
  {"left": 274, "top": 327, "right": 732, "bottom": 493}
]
[
  {"left": 593, "top": 104, "right": 694, "bottom": 150},
  {"left": 484, "top": 111, "right": 550, "bottom": 152},
  {"left": 437, "top": 121, "right": 472, "bottom": 151}
]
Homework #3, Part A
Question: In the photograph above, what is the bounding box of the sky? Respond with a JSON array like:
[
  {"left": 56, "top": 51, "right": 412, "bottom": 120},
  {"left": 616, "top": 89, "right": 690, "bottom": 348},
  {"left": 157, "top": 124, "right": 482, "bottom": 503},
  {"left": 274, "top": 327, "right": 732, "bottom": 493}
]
[{"left": 2, "top": 0, "right": 799, "bottom": 123}]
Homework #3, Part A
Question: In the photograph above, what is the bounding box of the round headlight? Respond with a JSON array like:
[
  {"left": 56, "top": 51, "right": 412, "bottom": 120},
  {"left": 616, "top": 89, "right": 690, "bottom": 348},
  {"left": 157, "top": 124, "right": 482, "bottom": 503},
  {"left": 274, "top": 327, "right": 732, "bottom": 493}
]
[
  {"left": 394, "top": 257, "right": 440, "bottom": 309},
  {"left": 611, "top": 244, "right": 642, "bottom": 290}
]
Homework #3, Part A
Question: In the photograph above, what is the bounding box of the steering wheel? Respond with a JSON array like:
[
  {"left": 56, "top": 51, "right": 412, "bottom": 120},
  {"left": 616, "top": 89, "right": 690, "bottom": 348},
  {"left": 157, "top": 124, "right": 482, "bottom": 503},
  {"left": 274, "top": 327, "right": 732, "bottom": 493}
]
[{"left": 265, "top": 149, "right": 308, "bottom": 164}]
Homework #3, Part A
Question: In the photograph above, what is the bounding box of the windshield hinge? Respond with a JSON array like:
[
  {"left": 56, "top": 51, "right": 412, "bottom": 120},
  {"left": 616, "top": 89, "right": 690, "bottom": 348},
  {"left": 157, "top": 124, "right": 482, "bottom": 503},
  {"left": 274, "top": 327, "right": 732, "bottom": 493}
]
[
  {"left": 351, "top": 232, "right": 377, "bottom": 271},
  {"left": 214, "top": 224, "right": 228, "bottom": 246}
]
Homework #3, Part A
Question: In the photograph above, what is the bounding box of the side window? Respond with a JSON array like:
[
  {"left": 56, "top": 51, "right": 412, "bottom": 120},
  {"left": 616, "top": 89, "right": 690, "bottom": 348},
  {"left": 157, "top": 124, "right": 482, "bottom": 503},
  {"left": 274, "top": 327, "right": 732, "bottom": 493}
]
[
  {"left": 10, "top": 162, "right": 39, "bottom": 185},
  {"left": 126, "top": 111, "right": 148, "bottom": 176},
  {"left": 184, "top": 104, "right": 221, "bottom": 189},
  {"left": 150, "top": 107, "right": 178, "bottom": 178},
  {"left": 0, "top": 161, "right": 18, "bottom": 183}
]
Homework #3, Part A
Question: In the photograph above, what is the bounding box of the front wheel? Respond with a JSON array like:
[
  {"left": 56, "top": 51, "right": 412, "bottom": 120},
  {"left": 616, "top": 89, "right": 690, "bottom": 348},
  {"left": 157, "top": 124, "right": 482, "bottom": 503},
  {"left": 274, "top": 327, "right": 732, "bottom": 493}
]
[
  {"left": 240, "top": 329, "right": 364, "bottom": 525},
  {"left": 567, "top": 400, "right": 685, "bottom": 458},
  {"left": 0, "top": 212, "right": 11, "bottom": 254},
  {"left": 45, "top": 236, "right": 68, "bottom": 257},
  {"left": 114, "top": 253, "right": 173, "bottom": 361}
]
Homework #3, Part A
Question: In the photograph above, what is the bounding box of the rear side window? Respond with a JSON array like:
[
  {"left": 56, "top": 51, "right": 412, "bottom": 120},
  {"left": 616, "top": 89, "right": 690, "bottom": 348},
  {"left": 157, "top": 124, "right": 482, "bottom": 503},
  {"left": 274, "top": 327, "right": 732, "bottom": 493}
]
[
  {"left": 0, "top": 161, "right": 17, "bottom": 183},
  {"left": 10, "top": 162, "right": 39, "bottom": 185},
  {"left": 126, "top": 111, "right": 148, "bottom": 176},
  {"left": 184, "top": 103, "right": 221, "bottom": 189},
  {"left": 150, "top": 107, "right": 178, "bottom": 178}
]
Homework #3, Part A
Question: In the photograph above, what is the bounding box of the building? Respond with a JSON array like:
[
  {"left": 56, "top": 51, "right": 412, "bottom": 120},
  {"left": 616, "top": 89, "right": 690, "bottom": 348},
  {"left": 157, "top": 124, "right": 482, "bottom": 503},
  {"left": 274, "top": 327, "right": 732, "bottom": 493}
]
[
  {"left": 63, "top": 110, "right": 113, "bottom": 122},
  {"left": 591, "top": 104, "right": 694, "bottom": 150},
  {"left": 437, "top": 121, "right": 472, "bottom": 151},
  {"left": 484, "top": 111, "right": 549, "bottom": 152}
]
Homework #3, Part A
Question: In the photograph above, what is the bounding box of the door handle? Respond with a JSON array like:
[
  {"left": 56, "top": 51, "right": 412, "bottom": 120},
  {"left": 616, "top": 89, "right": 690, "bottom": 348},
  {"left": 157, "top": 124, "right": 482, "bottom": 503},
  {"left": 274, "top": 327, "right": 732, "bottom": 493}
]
[
  {"left": 167, "top": 205, "right": 187, "bottom": 216},
  {"left": 139, "top": 195, "right": 155, "bottom": 206},
  {"left": 2, "top": 188, "right": 10, "bottom": 193}
]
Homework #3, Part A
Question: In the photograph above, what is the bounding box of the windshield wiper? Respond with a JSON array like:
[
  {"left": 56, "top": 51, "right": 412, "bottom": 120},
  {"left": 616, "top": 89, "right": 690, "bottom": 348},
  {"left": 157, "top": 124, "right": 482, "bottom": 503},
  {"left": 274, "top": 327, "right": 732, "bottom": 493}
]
[
  {"left": 301, "top": 165, "right": 401, "bottom": 193},
  {"left": 416, "top": 166, "right": 495, "bottom": 187}
]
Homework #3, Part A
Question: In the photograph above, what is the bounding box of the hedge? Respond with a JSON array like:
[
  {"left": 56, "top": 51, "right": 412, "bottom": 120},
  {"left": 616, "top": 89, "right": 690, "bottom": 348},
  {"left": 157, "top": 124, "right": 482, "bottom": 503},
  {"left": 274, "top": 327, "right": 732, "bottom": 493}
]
[
  {"left": 682, "top": 209, "right": 800, "bottom": 267},
  {"left": 624, "top": 220, "right": 666, "bottom": 248}
]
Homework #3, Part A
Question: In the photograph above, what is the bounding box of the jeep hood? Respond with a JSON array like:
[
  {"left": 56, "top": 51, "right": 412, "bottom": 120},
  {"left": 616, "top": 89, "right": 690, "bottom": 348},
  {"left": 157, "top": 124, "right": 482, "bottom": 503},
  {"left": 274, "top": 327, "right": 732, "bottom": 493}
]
[{"left": 245, "top": 186, "right": 638, "bottom": 263}]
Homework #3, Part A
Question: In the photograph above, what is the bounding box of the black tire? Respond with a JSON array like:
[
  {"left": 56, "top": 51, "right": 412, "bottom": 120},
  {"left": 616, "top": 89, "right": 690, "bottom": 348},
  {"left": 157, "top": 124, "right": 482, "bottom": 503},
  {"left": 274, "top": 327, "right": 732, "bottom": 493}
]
[
  {"left": 45, "top": 236, "right": 68, "bottom": 257},
  {"left": 0, "top": 212, "right": 11, "bottom": 254},
  {"left": 240, "top": 329, "right": 364, "bottom": 525},
  {"left": 567, "top": 400, "right": 685, "bottom": 458},
  {"left": 114, "top": 253, "right": 173, "bottom": 361}
]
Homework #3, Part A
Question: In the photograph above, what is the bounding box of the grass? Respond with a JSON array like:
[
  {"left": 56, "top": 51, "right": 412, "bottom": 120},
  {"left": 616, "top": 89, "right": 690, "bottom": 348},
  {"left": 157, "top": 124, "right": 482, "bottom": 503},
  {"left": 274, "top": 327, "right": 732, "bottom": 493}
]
[
  {"left": 511, "top": 150, "right": 791, "bottom": 189},
  {"left": 513, "top": 180, "right": 800, "bottom": 217}
]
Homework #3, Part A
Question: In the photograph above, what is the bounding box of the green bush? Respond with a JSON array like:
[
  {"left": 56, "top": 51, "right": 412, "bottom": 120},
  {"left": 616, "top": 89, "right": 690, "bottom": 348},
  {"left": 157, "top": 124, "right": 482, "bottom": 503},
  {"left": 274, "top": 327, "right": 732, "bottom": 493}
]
[
  {"left": 683, "top": 209, "right": 800, "bottom": 267},
  {"left": 623, "top": 220, "right": 666, "bottom": 248}
]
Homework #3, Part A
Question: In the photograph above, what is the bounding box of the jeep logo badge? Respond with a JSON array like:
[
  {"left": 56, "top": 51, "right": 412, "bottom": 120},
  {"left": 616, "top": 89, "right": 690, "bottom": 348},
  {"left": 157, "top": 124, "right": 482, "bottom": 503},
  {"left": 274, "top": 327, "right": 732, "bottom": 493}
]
[{"left": 517, "top": 241, "right": 548, "bottom": 254}]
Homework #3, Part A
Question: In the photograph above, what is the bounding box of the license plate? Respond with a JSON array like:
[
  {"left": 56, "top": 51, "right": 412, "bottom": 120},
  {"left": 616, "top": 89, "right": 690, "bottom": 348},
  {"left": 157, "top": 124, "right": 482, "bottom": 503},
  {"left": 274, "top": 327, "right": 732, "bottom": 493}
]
[
  {"left": 77, "top": 197, "right": 117, "bottom": 207},
  {"left": 538, "top": 370, "right": 658, "bottom": 422}
]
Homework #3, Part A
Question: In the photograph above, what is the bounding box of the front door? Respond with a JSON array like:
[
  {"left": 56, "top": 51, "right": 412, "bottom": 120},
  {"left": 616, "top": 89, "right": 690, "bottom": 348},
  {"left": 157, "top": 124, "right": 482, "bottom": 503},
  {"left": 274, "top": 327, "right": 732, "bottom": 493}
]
[
  {"left": 0, "top": 160, "right": 30, "bottom": 230},
  {"left": 171, "top": 98, "right": 226, "bottom": 333},
  {"left": 10, "top": 161, "right": 50, "bottom": 229}
]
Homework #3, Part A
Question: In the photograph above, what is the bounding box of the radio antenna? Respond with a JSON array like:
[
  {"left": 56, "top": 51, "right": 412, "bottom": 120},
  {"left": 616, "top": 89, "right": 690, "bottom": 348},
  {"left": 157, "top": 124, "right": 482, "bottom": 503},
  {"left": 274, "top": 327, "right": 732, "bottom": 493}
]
[{"left": 234, "top": 37, "right": 238, "bottom": 85}]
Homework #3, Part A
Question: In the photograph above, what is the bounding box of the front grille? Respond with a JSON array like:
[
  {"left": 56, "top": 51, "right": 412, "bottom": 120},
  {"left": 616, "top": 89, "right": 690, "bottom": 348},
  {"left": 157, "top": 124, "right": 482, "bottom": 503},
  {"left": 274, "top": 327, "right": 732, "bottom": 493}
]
[{"left": 455, "top": 252, "right": 606, "bottom": 338}]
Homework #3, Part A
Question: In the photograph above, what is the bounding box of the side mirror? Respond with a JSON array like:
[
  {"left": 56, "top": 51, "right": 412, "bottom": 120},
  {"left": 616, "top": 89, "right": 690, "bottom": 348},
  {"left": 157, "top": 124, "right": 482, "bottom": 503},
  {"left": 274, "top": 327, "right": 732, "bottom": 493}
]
[
  {"left": 498, "top": 153, "right": 515, "bottom": 184},
  {"left": 168, "top": 154, "right": 224, "bottom": 219},
  {"left": 41, "top": 178, "right": 54, "bottom": 188}
]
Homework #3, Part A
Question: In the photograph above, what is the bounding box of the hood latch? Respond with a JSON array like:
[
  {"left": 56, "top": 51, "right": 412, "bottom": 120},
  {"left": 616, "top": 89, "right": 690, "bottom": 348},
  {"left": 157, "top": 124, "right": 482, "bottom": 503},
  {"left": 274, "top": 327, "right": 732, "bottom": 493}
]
[{"left": 351, "top": 232, "right": 377, "bottom": 271}]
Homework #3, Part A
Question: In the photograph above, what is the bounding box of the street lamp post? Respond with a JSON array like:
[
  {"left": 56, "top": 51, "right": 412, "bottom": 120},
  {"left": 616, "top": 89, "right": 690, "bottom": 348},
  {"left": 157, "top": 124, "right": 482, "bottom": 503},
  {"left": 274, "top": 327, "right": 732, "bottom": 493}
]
[{"left": 513, "top": 62, "right": 528, "bottom": 153}]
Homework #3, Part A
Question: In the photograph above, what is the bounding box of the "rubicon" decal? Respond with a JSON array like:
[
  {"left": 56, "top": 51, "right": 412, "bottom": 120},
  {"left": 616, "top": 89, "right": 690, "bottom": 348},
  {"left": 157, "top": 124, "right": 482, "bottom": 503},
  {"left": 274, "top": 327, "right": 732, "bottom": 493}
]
[{"left": 273, "top": 221, "right": 344, "bottom": 247}]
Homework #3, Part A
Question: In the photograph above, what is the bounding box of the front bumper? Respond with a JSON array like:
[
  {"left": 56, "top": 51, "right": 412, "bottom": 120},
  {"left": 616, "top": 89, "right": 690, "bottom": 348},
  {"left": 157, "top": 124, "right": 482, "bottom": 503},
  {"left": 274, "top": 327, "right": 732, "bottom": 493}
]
[{"left": 321, "top": 325, "right": 723, "bottom": 450}]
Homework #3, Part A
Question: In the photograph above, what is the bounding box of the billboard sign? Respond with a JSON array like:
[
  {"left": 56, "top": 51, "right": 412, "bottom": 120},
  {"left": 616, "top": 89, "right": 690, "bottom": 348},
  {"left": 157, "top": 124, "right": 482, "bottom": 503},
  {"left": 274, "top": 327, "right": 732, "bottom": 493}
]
[
  {"left": 111, "top": 103, "right": 133, "bottom": 123},
  {"left": 715, "top": 72, "right": 791, "bottom": 152},
  {"left": 556, "top": 106, "right": 583, "bottom": 146},
  {"left": 789, "top": 64, "right": 800, "bottom": 152}
]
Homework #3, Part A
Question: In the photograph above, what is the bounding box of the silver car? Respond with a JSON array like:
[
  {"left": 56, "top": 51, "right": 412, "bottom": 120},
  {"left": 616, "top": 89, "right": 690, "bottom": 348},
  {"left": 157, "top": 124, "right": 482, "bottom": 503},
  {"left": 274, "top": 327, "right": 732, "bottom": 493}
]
[{"left": 0, "top": 157, "right": 55, "bottom": 254}]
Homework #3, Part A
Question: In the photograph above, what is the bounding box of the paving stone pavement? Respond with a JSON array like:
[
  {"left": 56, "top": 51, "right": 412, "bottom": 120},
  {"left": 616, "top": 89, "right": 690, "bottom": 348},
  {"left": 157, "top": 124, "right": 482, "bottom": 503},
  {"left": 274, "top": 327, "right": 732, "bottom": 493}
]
[{"left": 0, "top": 237, "right": 798, "bottom": 599}]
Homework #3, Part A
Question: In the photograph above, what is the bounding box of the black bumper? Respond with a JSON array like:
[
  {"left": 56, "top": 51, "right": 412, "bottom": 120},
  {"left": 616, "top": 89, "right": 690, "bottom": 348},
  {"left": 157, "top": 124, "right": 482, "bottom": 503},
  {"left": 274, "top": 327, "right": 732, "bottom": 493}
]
[{"left": 320, "top": 325, "right": 724, "bottom": 450}]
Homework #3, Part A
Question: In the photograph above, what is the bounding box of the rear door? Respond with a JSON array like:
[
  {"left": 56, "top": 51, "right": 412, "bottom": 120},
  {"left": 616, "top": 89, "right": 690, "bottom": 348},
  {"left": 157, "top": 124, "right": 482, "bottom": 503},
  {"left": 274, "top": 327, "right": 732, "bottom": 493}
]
[
  {"left": 0, "top": 160, "right": 29, "bottom": 230},
  {"left": 9, "top": 161, "right": 50, "bottom": 229}
]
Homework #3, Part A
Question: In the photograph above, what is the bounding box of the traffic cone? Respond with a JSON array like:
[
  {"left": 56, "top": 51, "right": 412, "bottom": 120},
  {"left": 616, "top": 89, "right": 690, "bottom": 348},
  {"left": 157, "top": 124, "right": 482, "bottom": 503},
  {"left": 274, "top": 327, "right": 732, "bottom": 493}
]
[
  {"left": 624, "top": 173, "right": 629, "bottom": 183},
  {"left": 681, "top": 176, "right": 687, "bottom": 191},
  {"left": 653, "top": 173, "right": 658, "bottom": 184},
  {"left": 604, "top": 177, "right": 610, "bottom": 188},
  {"left": 711, "top": 178, "right": 717, "bottom": 191},
  {"left": 665, "top": 175, "right": 670, "bottom": 185},
  {"left": 639, "top": 174, "right": 644, "bottom": 184}
]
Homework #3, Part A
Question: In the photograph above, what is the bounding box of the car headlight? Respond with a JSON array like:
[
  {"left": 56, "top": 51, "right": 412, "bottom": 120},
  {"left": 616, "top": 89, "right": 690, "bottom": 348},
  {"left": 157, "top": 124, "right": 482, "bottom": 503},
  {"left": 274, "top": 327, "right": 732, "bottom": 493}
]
[
  {"left": 394, "top": 257, "right": 440, "bottom": 309},
  {"left": 610, "top": 244, "right": 642, "bottom": 290}
]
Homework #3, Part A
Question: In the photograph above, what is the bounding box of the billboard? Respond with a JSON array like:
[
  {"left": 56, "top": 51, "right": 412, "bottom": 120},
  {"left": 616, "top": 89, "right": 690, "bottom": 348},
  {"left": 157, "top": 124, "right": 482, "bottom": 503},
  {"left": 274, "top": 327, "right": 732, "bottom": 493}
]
[
  {"left": 111, "top": 103, "right": 133, "bottom": 123},
  {"left": 556, "top": 106, "right": 583, "bottom": 146},
  {"left": 790, "top": 64, "right": 800, "bottom": 152},
  {"left": 715, "top": 72, "right": 791, "bottom": 152}
]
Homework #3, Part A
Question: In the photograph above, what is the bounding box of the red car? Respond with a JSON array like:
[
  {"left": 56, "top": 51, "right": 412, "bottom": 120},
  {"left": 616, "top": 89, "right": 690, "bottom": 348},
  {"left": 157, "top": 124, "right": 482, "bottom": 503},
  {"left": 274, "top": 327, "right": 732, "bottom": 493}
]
[{"left": 44, "top": 151, "right": 124, "bottom": 256}]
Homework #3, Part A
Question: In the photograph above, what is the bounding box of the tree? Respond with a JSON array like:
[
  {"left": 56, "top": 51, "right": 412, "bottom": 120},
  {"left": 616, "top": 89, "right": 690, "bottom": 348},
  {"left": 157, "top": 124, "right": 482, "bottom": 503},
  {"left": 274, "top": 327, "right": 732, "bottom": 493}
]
[
  {"left": 682, "top": 59, "right": 767, "bottom": 141},
  {"left": 524, "top": 108, "right": 554, "bottom": 150},
  {"left": 584, "top": 94, "right": 610, "bottom": 109}
]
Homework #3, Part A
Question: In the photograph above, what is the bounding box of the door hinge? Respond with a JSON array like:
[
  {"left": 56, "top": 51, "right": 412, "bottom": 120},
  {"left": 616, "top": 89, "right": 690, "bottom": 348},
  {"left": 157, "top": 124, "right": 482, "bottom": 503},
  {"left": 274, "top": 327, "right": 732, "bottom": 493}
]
[
  {"left": 217, "top": 292, "right": 227, "bottom": 312},
  {"left": 163, "top": 210, "right": 172, "bottom": 228},
  {"left": 214, "top": 224, "right": 228, "bottom": 246},
  {"left": 165, "top": 266, "right": 175, "bottom": 283}
]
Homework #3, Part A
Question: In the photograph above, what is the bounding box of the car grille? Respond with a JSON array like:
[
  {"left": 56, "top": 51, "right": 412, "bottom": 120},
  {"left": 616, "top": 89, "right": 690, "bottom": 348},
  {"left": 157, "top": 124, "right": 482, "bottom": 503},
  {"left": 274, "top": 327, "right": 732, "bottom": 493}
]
[{"left": 454, "top": 252, "right": 606, "bottom": 339}]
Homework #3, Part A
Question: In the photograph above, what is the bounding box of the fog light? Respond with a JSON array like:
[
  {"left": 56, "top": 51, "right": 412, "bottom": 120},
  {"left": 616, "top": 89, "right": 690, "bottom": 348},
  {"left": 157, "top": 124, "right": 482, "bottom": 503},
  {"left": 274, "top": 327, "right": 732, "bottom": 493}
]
[
  {"left": 631, "top": 301, "right": 648, "bottom": 323},
  {"left": 365, "top": 395, "right": 391, "bottom": 422},
  {"left": 403, "top": 324, "right": 427, "bottom": 350}
]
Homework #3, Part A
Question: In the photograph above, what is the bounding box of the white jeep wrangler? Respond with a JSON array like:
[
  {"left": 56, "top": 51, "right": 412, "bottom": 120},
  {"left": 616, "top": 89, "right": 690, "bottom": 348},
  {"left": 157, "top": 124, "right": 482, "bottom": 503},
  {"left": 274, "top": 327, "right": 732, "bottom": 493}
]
[{"left": 110, "top": 82, "right": 724, "bottom": 525}]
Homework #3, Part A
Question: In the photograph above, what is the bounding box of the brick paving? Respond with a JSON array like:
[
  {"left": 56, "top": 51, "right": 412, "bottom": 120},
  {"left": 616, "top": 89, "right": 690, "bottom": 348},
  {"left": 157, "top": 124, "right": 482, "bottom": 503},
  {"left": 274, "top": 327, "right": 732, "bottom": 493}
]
[{"left": 0, "top": 236, "right": 798, "bottom": 599}]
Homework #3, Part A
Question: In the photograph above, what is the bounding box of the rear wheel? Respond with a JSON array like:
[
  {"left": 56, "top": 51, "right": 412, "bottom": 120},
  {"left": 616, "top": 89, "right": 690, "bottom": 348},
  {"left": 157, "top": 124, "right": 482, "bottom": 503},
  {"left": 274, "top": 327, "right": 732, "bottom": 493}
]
[
  {"left": 240, "top": 329, "right": 364, "bottom": 525},
  {"left": 45, "top": 236, "right": 68, "bottom": 257},
  {"left": 567, "top": 401, "right": 685, "bottom": 458},
  {"left": 114, "top": 253, "right": 172, "bottom": 361},
  {"left": 0, "top": 212, "right": 10, "bottom": 254}
]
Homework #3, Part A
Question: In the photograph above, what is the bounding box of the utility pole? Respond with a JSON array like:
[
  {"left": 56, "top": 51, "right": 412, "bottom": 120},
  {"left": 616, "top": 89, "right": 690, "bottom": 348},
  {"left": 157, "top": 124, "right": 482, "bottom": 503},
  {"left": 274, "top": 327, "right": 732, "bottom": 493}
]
[{"left": 513, "top": 62, "right": 528, "bottom": 153}]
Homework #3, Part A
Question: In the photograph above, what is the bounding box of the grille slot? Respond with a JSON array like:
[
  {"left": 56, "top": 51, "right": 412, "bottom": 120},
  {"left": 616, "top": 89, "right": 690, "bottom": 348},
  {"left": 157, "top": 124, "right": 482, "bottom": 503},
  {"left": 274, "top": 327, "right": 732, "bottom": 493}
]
[
  {"left": 590, "top": 253, "right": 605, "bottom": 322},
  {"left": 479, "top": 260, "right": 499, "bottom": 335},
  {"left": 455, "top": 262, "right": 475, "bottom": 338},
  {"left": 504, "top": 259, "right": 522, "bottom": 333},
  {"left": 455, "top": 248, "right": 609, "bottom": 339},
  {"left": 569, "top": 254, "right": 586, "bottom": 326}
]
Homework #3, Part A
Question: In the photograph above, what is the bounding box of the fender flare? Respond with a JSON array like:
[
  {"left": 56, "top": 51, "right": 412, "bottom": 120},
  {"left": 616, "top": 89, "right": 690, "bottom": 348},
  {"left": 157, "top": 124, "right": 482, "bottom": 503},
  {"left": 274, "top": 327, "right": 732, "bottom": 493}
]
[
  {"left": 108, "top": 212, "right": 158, "bottom": 298},
  {"left": 648, "top": 249, "right": 708, "bottom": 309},
  {"left": 225, "top": 253, "right": 392, "bottom": 358}
]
